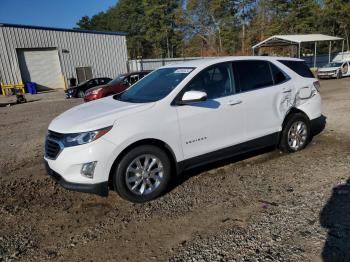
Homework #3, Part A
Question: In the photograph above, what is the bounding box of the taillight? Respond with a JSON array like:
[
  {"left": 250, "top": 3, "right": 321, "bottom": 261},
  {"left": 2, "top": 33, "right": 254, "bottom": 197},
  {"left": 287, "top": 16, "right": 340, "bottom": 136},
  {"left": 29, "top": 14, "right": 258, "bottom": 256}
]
[{"left": 313, "top": 81, "right": 320, "bottom": 92}]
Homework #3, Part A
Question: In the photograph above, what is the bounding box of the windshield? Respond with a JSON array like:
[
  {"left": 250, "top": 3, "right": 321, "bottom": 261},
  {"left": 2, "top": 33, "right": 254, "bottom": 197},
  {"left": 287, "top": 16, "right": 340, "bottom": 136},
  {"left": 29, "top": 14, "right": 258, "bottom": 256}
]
[
  {"left": 77, "top": 79, "right": 89, "bottom": 86},
  {"left": 115, "top": 67, "right": 194, "bottom": 103},
  {"left": 109, "top": 74, "right": 127, "bottom": 85},
  {"left": 323, "top": 62, "right": 343, "bottom": 68}
]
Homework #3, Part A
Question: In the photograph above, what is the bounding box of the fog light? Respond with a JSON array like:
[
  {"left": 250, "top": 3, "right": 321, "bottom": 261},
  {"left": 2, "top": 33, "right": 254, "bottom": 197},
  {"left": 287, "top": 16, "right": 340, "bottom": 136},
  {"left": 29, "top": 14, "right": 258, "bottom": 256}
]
[{"left": 81, "top": 161, "right": 97, "bottom": 179}]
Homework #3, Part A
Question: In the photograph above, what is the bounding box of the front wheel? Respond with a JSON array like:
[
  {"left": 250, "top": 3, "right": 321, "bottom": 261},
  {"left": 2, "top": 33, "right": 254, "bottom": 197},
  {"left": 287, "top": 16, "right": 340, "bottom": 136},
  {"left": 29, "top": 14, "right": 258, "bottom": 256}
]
[
  {"left": 113, "top": 145, "right": 172, "bottom": 203},
  {"left": 279, "top": 113, "right": 311, "bottom": 153},
  {"left": 337, "top": 70, "right": 343, "bottom": 79}
]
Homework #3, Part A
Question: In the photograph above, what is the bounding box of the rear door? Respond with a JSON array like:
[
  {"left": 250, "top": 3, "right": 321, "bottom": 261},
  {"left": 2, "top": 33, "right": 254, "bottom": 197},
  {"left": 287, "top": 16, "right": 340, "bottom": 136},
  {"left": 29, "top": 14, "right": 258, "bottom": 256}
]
[{"left": 232, "top": 60, "right": 293, "bottom": 141}]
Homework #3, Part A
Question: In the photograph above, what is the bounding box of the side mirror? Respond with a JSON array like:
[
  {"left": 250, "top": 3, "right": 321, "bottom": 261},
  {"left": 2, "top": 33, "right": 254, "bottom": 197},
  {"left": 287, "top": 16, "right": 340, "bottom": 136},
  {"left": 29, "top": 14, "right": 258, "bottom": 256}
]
[{"left": 178, "top": 91, "right": 207, "bottom": 105}]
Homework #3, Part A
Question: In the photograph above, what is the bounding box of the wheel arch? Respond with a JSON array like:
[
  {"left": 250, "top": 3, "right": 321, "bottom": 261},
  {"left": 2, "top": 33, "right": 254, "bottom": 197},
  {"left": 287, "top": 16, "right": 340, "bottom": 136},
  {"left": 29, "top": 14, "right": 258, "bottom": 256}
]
[
  {"left": 108, "top": 138, "right": 178, "bottom": 190},
  {"left": 282, "top": 107, "right": 310, "bottom": 128}
]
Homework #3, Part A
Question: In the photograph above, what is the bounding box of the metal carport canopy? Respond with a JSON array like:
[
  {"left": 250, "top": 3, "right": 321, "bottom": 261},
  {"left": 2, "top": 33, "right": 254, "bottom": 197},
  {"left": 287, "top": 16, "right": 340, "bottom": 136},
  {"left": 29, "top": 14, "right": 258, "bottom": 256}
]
[{"left": 252, "top": 34, "right": 344, "bottom": 67}]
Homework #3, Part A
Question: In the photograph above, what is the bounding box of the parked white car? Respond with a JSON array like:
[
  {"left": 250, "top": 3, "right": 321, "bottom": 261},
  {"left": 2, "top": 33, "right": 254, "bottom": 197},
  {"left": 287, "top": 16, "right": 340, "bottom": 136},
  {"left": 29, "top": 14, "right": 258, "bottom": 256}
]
[
  {"left": 45, "top": 56, "right": 323, "bottom": 202},
  {"left": 317, "top": 60, "right": 350, "bottom": 79}
]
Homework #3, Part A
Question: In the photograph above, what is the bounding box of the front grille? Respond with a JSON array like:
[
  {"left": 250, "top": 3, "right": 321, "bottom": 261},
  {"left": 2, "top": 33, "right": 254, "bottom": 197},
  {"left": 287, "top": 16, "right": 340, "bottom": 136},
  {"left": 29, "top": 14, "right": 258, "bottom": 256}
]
[
  {"left": 45, "top": 131, "right": 64, "bottom": 159},
  {"left": 48, "top": 131, "right": 64, "bottom": 140}
]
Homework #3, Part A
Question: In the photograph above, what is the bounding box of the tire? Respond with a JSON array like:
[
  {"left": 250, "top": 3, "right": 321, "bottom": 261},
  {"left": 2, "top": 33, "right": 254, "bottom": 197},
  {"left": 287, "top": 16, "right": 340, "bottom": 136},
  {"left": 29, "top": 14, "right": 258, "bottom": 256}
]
[
  {"left": 279, "top": 113, "right": 311, "bottom": 153},
  {"left": 337, "top": 70, "right": 342, "bottom": 79},
  {"left": 78, "top": 90, "right": 85, "bottom": 98},
  {"left": 113, "top": 145, "right": 172, "bottom": 203}
]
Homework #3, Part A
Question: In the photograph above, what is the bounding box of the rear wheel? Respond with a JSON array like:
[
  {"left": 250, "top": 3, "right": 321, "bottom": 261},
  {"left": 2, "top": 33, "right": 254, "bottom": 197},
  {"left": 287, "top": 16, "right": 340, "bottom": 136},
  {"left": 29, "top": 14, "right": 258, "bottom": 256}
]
[
  {"left": 279, "top": 113, "right": 310, "bottom": 153},
  {"left": 113, "top": 145, "right": 171, "bottom": 203}
]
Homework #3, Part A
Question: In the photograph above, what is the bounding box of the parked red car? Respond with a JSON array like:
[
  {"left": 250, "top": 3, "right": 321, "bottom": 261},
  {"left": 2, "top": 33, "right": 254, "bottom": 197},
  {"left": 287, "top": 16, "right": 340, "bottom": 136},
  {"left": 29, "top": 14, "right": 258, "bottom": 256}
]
[{"left": 84, "top": 71, "right": 151, "bottom": 102}]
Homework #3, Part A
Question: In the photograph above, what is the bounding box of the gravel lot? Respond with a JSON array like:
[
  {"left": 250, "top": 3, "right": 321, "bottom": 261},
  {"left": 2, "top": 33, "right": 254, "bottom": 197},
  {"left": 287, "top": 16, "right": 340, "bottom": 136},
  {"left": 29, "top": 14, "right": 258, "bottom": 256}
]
[{"left": 0, "top": 78, "right": 350, "bottom": 261}]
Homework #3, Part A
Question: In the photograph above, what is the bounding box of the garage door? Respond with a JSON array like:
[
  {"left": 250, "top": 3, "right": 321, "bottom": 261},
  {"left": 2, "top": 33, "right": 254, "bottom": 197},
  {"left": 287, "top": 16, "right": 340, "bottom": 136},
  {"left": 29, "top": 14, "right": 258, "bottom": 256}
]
[{"left": 17, "top": 48, "right": 65, "bottom": 90}]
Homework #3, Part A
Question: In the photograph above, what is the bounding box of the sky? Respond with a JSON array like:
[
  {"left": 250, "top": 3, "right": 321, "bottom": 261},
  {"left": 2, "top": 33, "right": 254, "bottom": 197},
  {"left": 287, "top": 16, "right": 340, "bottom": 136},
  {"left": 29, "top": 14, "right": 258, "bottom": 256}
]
[{"left": 0, "top": 0, "right": 117, "bottom": 29}]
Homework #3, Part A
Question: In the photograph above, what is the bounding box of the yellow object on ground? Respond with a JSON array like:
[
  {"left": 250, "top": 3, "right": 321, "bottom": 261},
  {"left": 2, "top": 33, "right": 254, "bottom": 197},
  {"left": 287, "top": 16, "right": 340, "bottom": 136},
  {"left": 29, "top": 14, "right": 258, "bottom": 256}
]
[{"left": 1, "top": 82, "right": 25, "bottom": 96}]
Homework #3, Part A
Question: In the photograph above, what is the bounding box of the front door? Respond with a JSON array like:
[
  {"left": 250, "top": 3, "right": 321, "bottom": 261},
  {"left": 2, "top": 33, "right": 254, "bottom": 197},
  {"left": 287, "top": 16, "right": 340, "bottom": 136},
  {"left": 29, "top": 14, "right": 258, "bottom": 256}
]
[{"left": 175, "top": 63, "right": 246, "bottom": 160}]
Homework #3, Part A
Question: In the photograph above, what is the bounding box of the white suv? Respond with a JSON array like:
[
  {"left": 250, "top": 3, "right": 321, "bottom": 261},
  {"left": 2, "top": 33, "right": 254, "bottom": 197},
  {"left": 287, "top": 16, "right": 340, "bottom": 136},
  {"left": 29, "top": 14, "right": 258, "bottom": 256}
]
[{"left": 45, "top": 57, "right": 323, "bottom": 202}]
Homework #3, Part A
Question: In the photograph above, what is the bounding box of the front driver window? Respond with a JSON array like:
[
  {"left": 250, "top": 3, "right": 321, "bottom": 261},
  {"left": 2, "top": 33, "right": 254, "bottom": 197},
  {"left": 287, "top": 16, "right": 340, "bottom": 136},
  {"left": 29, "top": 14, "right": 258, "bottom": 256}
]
[{"left": 185, "top": 63, "right": 235, "bottom": 99}]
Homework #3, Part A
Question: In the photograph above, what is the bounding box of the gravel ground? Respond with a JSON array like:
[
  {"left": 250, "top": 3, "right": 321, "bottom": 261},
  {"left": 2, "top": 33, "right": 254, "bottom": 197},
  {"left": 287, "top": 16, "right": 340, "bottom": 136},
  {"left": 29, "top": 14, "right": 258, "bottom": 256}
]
[{"left": 0, "top": 79, "right": 349, "bottom": 261}]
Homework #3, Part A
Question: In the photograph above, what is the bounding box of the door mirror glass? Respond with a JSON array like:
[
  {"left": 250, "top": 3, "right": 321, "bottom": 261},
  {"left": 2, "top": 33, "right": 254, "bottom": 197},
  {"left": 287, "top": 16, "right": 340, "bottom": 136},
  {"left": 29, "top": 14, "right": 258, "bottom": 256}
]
[{"left": 180, "top": 91, "right": 207, "bottom": 104}]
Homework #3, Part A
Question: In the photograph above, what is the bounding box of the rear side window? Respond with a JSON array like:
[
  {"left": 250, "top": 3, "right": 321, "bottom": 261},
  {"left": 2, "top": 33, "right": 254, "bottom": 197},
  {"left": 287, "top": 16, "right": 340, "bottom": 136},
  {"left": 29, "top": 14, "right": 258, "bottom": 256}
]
[
  {"left": 269, "top": 63, "right": 287, "bottom": 85},
  {"left": 278, "top": 60, "right": 314, "bottom": 78},
  {"left": 233, "top": 60, "right": 273, "bottom": 92}
]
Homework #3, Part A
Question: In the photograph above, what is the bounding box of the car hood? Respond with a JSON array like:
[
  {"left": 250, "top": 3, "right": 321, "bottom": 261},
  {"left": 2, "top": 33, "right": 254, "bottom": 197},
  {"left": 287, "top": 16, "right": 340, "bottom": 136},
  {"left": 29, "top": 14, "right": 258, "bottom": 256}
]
[
  {"left": 86, "top": 84, "right": 108, "bottom": 93},
  {"left": 49, "top": 96, "right": 155, "bottom": 133},
  {"left": 318, "top": 67, "right": 339, "bottom": 72}
]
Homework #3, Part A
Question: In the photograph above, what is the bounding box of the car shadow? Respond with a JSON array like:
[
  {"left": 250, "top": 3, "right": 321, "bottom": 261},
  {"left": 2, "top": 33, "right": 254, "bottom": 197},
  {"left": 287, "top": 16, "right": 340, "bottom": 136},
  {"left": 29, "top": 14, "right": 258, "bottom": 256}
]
[
  {"left": 320, "top": 179, "right": 350, "bottom": 262},
  {"left": 168, "top": 114, "right": 327, "bottom": 193},
  {"left": 190, "top": 100, "right": 221, "bottom": 109},
  {"left": 167, "top": 145, "right": 276, "bottom": 193},
  {"left": 0, "top": 99, "right": 41, "bottom": 107}
]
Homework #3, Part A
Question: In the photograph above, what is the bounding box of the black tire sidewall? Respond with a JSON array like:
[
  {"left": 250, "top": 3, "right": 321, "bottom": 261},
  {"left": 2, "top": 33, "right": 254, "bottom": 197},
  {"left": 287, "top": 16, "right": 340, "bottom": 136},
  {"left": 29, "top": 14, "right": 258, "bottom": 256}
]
[
  {"left": 337, "top": 71, "right": 342, "bottom": 79},
  {"left": 113, "top": 145, "right": 171, "bottom": 203},
  {"left": 280, "top": 113, "right": 311, "bottom": 153}
]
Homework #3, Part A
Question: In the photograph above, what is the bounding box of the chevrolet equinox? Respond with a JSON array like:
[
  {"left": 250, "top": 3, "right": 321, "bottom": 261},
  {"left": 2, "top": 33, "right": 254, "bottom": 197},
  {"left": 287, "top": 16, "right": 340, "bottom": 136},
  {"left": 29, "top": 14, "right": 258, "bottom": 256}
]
[{"left": 45, "top": 57, "right": 323, "bottom": 203}]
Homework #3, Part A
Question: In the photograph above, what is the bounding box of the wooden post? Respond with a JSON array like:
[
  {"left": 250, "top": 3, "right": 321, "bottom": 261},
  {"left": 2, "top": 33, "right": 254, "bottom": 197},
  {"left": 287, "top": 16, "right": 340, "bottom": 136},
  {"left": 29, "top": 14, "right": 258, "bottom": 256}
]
[{"left": 329, "top": 41, "right": 332, "bottom": 63}]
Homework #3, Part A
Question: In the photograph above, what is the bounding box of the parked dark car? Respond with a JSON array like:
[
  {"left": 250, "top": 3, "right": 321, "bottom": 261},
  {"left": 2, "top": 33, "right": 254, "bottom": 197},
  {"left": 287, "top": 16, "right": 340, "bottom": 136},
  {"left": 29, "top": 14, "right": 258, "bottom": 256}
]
[
  {"left": 66, "top": 77, "right": 112, "bottom": 98},
  {"left": 84, "top": 71, "right": 151, "bottom": 102}
]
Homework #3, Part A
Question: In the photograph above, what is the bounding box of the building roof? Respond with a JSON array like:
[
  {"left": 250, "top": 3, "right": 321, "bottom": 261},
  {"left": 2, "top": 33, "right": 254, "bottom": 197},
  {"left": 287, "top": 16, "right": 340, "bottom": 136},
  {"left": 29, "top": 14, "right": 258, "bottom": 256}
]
[
  {"left": 252, "top": 34, "right": 343, "bottom": 49},
  {"left": 0, "top": 22, "right": 127, "bottom": 36}
]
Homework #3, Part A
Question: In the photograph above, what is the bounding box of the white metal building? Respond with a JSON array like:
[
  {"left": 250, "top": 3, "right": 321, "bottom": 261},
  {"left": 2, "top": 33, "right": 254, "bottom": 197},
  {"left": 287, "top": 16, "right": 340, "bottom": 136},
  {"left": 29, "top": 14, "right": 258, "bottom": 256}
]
[{"left": 0, "top": 23, "right": 128, "bottom": 90}]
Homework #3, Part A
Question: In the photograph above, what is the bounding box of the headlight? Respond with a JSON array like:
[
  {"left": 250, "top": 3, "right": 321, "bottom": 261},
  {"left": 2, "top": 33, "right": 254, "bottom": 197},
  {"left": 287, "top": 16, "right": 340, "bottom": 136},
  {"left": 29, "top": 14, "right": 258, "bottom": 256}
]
[
  {"left": 86, "top": 88, "right": 102, "bottom": 96},
  {"left": 63, "top": 126, "right": 112, "bottom": 147}
]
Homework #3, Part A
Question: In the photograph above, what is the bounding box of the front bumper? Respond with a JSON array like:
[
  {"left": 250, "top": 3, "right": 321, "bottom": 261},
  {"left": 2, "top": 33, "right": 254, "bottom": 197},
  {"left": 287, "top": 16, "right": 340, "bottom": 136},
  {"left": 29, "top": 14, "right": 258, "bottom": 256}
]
[
  {"left": 45, "top": 160, "right": 108, "bottom": 196},
  {"left": 66, "top": 89, "right": 77, "bottom": 98},
  {"left": 84, "top": 94, "right": 101, "bottom": 102},
  {"left": 317, "top": 73, "right": 337, "bottom": 79},
  {"left": 44, "top": 136, "right": 117, "bottom": 197}
]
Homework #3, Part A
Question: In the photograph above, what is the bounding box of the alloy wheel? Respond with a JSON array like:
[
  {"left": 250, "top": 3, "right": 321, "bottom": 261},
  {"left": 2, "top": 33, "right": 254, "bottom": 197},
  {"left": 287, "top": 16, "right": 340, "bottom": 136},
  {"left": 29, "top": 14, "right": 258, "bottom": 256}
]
[
  {"left": 287, "top": 121, "right": 308, "bottom": 151},
  {"left": 125, "top": 154, "right": 164, "bottom": 195}
]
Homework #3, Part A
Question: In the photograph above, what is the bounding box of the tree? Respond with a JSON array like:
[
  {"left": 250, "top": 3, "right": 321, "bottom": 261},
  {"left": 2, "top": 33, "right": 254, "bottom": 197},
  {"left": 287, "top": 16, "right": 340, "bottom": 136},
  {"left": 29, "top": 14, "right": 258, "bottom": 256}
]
[
  {"left": 142, "top": 0, "right": 182, "bottom": 58},
  {"left": 76, "top": 12, "right": 111, "bottom": 31},
  {"left": 75, "top": 0, "right": 350, "bottom": 58},
  {"left": 321, "top": 0, "right": 350, "bottom": 51}
]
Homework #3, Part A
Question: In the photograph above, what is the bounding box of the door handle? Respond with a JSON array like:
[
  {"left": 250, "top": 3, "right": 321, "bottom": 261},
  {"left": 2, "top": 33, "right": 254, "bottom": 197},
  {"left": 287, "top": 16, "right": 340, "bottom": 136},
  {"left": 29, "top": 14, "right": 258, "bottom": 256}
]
[
  {"left": 282, "top": 89, "right": 292, "bottom": 93},
  {"left": 228, "top": 100, "right": 242, "bottom": 106}
]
